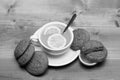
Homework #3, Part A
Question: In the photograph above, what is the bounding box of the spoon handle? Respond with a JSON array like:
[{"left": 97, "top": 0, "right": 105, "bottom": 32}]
[{"left": 63, "top": 14, "right": 77, "bottom": 33}]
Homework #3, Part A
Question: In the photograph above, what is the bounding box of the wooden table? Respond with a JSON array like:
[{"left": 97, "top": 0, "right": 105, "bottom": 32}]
[{"left": 0, "top": 0, "right": 120, "bottom": 80}]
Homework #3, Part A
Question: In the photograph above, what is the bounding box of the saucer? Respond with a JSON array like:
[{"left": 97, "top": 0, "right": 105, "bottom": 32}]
[
  {"left": 34, "top": 46, "right": 80, "bottom": 66},
  {"left": 79, "top": 53, "right": 97, "bottom": 66},
  {"left": 31, "top": 33, "right": 79, "bottom": 66},
  {"left": 30, "top": 22, "right": 78, "bottom": 67},
  {"left": 47, "top": 49, "right": 80, "bottom": 66}
]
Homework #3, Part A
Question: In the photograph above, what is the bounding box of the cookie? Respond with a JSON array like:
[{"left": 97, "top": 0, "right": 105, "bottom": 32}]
[
  {"left": 17, "top": 44, "right": 35, "bottom": 66},
  {"left": 70, "top": 29, "right": 90, "bottom": 51},
  {"left": 14, "top": 39, "right": 35, "bottom": 66},
  {"left": 81, "top": 40, "right": 108, "bottom": 63},
  {"left": 14, "top": 39, "right": 30, "bottom": 59},
  {"left": 26, "top": 51, "right": 48, "bottom": 76}
]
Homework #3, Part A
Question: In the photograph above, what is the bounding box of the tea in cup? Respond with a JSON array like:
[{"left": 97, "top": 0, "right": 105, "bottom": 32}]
[{"left": 38, "top": 22, "right": 74, "bottom": 55}]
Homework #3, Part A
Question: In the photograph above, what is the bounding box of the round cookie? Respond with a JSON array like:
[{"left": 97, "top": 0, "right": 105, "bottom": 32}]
[
  {"left": 17, "top": 44, "right": 35, "bottom": 66},
  {"left": 14, "top": 39, "right": 35, "bottom": 66},
  {"left": 26, "top": 51, "right": 48, "bottom": 76},
  {"left": 70, "top": 29, "right": 90, "bottom": 51},
  {"left": 14, "top": 39, "right": 30, "bottom": 59},
  {"left": 81, "top": 40, "right": 108, "bottom": 63}
]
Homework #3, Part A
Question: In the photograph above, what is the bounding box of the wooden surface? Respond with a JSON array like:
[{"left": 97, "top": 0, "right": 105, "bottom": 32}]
[{"left": 0, "top": 0, "right": 120, "bottom": 80}]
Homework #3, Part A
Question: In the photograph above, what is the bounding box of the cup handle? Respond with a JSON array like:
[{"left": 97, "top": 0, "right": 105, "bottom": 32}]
[
  {"left": 30, "top": 34, "right": 39, "bottom": 42},
  {"left": 30, "top": 30, "right": 43, "bottom": 51},
  {"left": 30, "top": 35, "right": 41, "bottom": 47},
  {"left": 30, "top": 28, "right": 42, "bottom": 47},
  {"left": 69, "top": 27, "right": 74, "bottom": 32}
]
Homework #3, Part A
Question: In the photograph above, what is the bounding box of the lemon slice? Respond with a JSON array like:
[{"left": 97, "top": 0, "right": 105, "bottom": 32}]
[
  {"left": 47, "top": 34, "right": 66, "bottom": 49},
  {"left": 44, "top": 26, "right": 61, "bottom": 35}
]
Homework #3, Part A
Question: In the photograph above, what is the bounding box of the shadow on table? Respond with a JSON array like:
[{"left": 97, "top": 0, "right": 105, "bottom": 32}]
[
  {"left": 78, "top": 59, "right": 107, "bottom": 70},
  {"left": 49, "top": 57, "right": 107, "bottom": 70},
  {"left": 48, "top": 57, "right": 78, "bottom": 69},
  {"left": 14, "top": 56, "right": 107, "bottom": 77}
]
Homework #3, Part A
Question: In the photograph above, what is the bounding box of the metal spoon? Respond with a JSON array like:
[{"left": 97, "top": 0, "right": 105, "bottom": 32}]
[{"left": 63, "top": 13, "right": 77, "bottom": 33}]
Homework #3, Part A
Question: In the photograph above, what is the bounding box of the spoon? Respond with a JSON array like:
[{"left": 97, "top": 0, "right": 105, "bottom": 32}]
[{"left": 63, "top": 13, "right": 77, "bottom": 33}]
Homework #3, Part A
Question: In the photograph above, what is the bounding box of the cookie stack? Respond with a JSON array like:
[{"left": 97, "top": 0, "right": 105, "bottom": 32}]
[
  {"left": 14, "top": 39, "right": 48, "bottom": 76},
  {"left": 70, "top": 29, "right": 108, "bottom": 66}
]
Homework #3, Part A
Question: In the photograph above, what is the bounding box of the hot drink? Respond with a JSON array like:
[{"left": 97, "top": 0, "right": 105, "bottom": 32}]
[
  {"left": 40, "top": 23, "right": 71, "bottom": 50},
  {"left": 38, "top": 22, "right": 74, "bottom": 55}
]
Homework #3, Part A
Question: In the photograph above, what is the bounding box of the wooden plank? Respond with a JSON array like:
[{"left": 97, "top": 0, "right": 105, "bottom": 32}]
[
  {"left": 0, "top": 8, "right": 119, "bottom": 80},
  {"left": 0, "top": 58, "right": 120, "bottom": 80},
  {"left": 0, "top": 14, "right": 119, "bottom": 80},
  {"left": 0, "top": 16, "right": 119, "bottom": 59},
  {"left": 0, "top": 0, "right": 119, "bottom": 80}
]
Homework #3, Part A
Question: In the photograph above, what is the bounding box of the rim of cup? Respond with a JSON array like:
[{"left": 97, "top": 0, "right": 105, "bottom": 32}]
[
  {"left": 79, "top": 54, "right": 97, "bottom": 66},
  {"left": 38, "top": 21, "right": 74, "bottom": 51}
]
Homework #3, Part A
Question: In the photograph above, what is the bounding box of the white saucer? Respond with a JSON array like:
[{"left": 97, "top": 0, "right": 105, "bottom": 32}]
[
  {"left": 47, "top": 49, "right": 80, "bottom": 66},
  {"left": 79, "top": 53, "right": 97, "bottom": 66},
  {"left": 34, "top": 46, "right": 80, "bottom": 66},
  {"left": 30, "top": 22, "right": 79, "bottom": 67},
  {"left": 30, "top": 21, "right": 79, "bottom": 66}
]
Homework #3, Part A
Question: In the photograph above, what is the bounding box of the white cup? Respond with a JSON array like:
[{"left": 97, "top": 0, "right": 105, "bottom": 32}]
[{"left": 31, "top": 21, "right": 74, "bottom": 56}]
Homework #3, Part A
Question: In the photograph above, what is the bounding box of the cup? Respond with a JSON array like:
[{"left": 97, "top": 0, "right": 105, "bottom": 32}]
[{"left": 37, "top": 21, "right": 74, "bottom": 55}]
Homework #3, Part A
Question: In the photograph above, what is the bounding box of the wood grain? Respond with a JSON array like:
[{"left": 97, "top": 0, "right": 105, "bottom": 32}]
[
  {"left": 0, "top": 13, "right": 120, "bottom": 80},
  {"left": 0, "top": 0, "right": 119, "bottom": 79}
]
